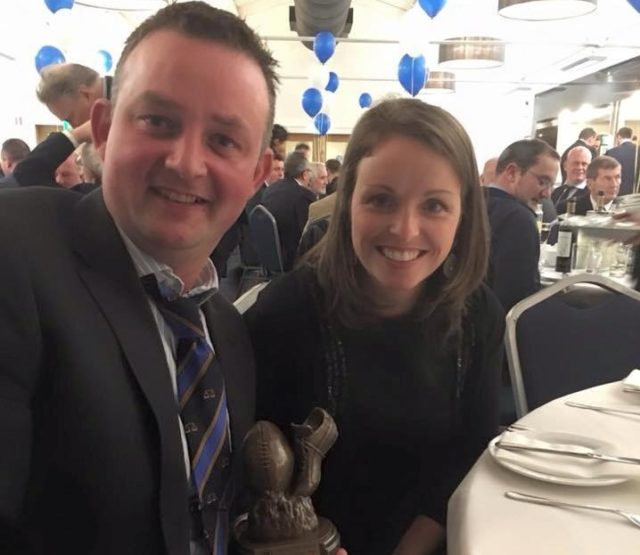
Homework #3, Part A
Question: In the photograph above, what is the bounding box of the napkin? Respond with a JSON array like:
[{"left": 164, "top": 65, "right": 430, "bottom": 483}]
[
  {"left": 623, "top": 369, "right": 640, "bottom": 391},
  {"left": 492, "top": 431, "right": 620, "bottom": 480}
]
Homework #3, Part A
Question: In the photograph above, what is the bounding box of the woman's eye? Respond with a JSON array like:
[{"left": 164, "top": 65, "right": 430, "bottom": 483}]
[
  {"left": 424, "top": 198, "right": 447, "bottom": 213},
  {"left": 368, "top": 194, "right": 394, "bottom": 209}
]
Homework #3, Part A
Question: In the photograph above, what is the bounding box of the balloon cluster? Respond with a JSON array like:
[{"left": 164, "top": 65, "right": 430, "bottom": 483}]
[
  {"left": 35, "top": 0, "right": 113, "bottom": 75},
  {"left": 300, "top": 32, "right": 339, "bottom": 136}
]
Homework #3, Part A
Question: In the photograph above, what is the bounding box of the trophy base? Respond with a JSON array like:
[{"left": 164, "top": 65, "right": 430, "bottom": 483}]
[{"left": 234, "top": 515, "right": 341, "bottom": 555}]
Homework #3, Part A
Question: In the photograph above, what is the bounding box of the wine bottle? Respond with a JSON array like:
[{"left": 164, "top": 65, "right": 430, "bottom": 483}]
[{"left": 555, "top": 197, "right": 577, "bottom": 273}]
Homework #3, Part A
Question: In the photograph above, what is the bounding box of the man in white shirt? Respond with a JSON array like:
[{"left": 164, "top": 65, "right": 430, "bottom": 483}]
[{"left": 553, "top": 146, "right": 592, "bottom": 214}]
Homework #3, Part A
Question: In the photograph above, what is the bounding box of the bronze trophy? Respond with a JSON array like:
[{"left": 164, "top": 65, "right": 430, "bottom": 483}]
[{"left": 234, "top": 408, "right": 340, "bottom": 555}]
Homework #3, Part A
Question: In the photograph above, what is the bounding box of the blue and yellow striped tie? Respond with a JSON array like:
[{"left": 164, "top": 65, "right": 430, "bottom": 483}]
[{"left": 142, "top": 275, "right": 232, "bottom": 553}]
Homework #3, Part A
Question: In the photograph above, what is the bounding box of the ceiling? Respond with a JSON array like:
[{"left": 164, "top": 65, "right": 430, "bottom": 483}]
[{"left": 2, "top": 0, "right": 640, "bottom": 134}]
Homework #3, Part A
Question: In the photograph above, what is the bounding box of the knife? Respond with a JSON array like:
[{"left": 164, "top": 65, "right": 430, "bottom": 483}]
[
  {"left": 565, "top": 401, "right": 640, "bottom": 416},
  {"left": 496, "top": 441, "right": 640, "bottom": 466}
]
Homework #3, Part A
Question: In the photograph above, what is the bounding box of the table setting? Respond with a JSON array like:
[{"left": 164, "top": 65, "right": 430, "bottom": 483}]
[{"left": 447, "top": 373, "right": 640, "bottom": 554}]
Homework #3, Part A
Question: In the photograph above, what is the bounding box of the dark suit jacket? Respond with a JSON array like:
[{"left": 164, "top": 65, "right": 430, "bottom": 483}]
[
  {"left": 572, "top": 194, "right": 596, "bottom": 216},
  {"left": 260, "top": 177, "right": 316, "bottom": 271},
  {"left": 486, "top": 187, "right": 540, "bottom": 312},
  {"left": 606, "top": 141, "right": 639, "bottom": 196},
  {"left": 560, "top": 139, "right": 598, "bottom": 184},
  {"left": 552, "top": 185, "right": 588, "bottom": 214},
  {"left": 0, "top": 187, "right": 255, "bottom": 555}
]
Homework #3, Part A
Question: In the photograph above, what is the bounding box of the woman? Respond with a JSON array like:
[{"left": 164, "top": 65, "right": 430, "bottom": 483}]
[{"left": 245, "top": 98, "right": 504, "bottom": 555}]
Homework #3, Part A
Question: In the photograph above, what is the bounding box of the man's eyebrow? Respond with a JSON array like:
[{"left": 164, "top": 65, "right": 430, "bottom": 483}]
[{"left": 134, "top": 91, "right": 180, "bottom": 111}]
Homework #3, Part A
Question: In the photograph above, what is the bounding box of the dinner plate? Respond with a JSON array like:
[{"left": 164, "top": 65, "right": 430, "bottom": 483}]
[{"left": 488, "top": 431, "right": 629, "bottom": 487}]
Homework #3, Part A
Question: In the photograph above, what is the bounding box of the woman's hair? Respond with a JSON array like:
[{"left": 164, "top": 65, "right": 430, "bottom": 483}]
[{"left": 307, "top": 98, "right": 489, "bottom": 338}]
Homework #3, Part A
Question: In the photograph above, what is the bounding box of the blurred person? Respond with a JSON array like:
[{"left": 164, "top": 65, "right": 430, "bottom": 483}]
[
  {"left": 0, "top": 138, "right": 30, "bottom": 176},
  {"left": 552, "top": 145, "right": 591, "bottom": 213},
  {"left": 572, "top": 155, "right": 621, "bottom": 215},
  {"left": 560, "top": 127, "right": 598, "bottom": 183},
  {"left": 294, "top": 142, "right": 311, "bottom": 159},
  {"left": 79, "top": 142, "right": 103, "bottom": 185},
  {"left": 36, "top": 63, "right": 111, "bottom": 128},
  {"left": 0, "top": 2, "right": 278, "bottom": 553},
  {"left": 270, "top": 123, "right": 288, "bottom": 158},
  {"left": 479, "top": 157, "right": 498, "bottom": 186},
  {"left": 308, "top": 161, "right": 328, "bottom": 197},
  {"left": 486, "top": 139, "right": 560, "bottom": 312},
  {"left": 266, "top": 152, "right": 284, "bottom": 185},
  {"left": 325, "top": 158, "right": 341, "bottom": 194},
  {"left": 54, "top": 151, "right": 82, "bottom": 188},
  {"left": 247, "top": 98, "right": 504, "bottom": 555},
  {"left": 605, "top": 126, "right": 639, "bottom": 196}
]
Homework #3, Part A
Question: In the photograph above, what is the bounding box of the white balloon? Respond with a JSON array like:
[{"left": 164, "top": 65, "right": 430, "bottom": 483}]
[
  {"left": 308, "top": 64, "right": 330, "bottom": 90},
  {"left": 322, "top": 90, "right": 336, "bottom": 115}
]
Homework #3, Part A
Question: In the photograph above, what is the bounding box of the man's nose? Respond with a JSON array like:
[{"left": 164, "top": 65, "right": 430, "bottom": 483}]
[{"left": 165, "top": 131, "right": 207, "bottom": 179}]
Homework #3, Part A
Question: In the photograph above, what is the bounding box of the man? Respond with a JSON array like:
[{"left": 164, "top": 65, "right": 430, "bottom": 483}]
[
  {"left": 572, "top": 155, "right": 621, "bottom": 215},
  {"left": 54, "top": 151, "right": 83, "bottom": 188},
  {"left": 552, "top": 145, "right": 591, "bottom": 213},
  {"left": 270, "top": 123, "right": 288, "bottom": 158},
  {"left": 0, "top": 3, "right": 275, "bottom": 554},
  {"left": 479, "top": 156, "right": 498, "bottom": 187},
  {"left": 0, "top": 138, "right": 30, "bottom": 187},
  {"left": 267, "top": 153, "right": 284, "bottom": 186},
  {"left": 308, "top": 161, "right": 328, "bottom": 197},
  {"left": 560, "top": 127, "right": 598, "bottom": 183},
  {"left": 261, "top": 151, "right": 316, "bottom": 270},
  {"left": 36, "top": 63, "right": 111, "bottom": 129},
  {"left": 486, "top": 139, "right": 560, "bottom": 312},
  {"left": 606, "top": 127, "right": 639, "bottom": 196},
  {"left": 294, "top": 142, "right": 311, "bottom": 159},
  {"left": 325, "top": 158, "right": 341, "bottom": 194},
  {"left": 0, "top": 138, "right": 30, "bottom": 176}
]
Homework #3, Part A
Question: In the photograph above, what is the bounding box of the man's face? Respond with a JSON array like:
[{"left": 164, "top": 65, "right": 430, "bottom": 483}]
[
  {"left": 0, "top": 155, "right": 12, "bottom": 176},
  {"left": 563, "top": 148, "right": 591, "bottom": 184},
  {"left": 310, "top": 166, "right": 328, "bottom": 194},
  {"left": 514, "top": 155, "right": 559, "bottom": 204},
  {"left": 47, "top": 88, "right": 96, "bottom": 128},
  {"left": 55, "top": 153, "right": 82, "bottom": 188},
  {"left": 589, "top": 166, "right": 621, "bottom": 203},
  {"left": 267, "top": 159, "right": 284, "bottom": 184},
  {"left": 93, "top": 30, "right": 271, "bottom": 277}
]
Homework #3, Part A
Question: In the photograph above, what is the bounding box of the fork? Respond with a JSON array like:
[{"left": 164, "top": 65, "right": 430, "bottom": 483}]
[{"left": 505, "top": 491, "right": 640, "bottom": 528}]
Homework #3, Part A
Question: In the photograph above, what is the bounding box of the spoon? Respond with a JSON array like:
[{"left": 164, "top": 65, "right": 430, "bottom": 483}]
[{"left": 505, "top": 491, "right": 640, "bottom": 529}]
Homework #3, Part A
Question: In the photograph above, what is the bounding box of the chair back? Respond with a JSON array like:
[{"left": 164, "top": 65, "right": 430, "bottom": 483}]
[
  {"left": 248, "top": 205, "right": 284, "bottom": 276},
  {"left": 234, "top": 282, "right": 270, "bottom": 314},
  {"left": 506, "top": 273, "right": 640, "bottom": 417}
]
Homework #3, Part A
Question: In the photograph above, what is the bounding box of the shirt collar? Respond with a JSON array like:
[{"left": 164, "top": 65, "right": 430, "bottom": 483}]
[{"left": 117, "top": 228, "right": 218, "bottom": 301}]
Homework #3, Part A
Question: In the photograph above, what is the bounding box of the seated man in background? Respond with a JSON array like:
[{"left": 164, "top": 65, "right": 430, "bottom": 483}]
[
  {"left": 572, "top": 155, "right": 621, "bottom": 215},
  {"left": 0, "top": 138, "right": 30, "bottom": 187},
  {"left": 325, "top": 158, "right": 341, "bottom": 194},
  {"left": 54, "top": 151, "right": 82, "bottom": 188},
  {"left": 486, "top": 139, "right": 560, "bottom": 312},
  {"left": 552, "top": 145, "right": 591, "bottom": 213}
]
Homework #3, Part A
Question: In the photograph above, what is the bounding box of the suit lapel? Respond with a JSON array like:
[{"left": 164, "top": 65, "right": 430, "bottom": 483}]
[{"left": 71, "top": 190, "right": 190, "bottom": 555}]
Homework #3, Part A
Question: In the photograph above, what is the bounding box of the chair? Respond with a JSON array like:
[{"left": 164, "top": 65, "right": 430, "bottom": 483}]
[
  {"left": 505, "top": 273, "right": 640, "bottom": 417},
  {"left": 248, "top": 205, "right": 284, "bottom": 276}
]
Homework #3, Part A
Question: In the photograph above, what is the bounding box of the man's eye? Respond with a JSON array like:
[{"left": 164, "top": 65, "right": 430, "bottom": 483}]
[
  {"left": 209, "top": 133, "right": 238, "bottom": 150},
  {"left": 139, "top": 115, "right": 177, "bottom": 133}
]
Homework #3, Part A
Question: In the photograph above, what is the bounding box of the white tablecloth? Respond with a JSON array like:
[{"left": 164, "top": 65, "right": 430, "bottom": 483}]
[{"left": 447, "top": 382, "right": 640, "bottom": 555}]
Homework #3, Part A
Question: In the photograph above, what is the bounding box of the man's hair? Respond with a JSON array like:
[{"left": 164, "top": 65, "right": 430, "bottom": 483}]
[
  {"left": 496, "top": 139, "right": 559, "bottom": 175},
  {"left": 617, "top": 127, "right": 633, "bottom": 140},
  {"left": 271, "top": 124, "right": 288, "bottom": 145},
  {"left": 1, "top": 138, "right": 30, "bottom": 162},
  {"left": 305, "top": 98, "right": 489, "bottom": 342},
  {"left": 309, "top": 161, "right": 325, "bottom": 181},
  {"left": 578, "top": 127, "right": 597, "bottom": 140},
  {"left": 586, "top": 155, "right": 620, "bottom": 180},
  {"left": 113, "top": 1, "right": 279, "bottom": 148},
  {"left": 284, "top": 151, "right": 309, "bottom": 179},
  {"left": 36, "top": 63, "right": 99, "bottom": 105},
  {"left": 325, "top": 159, "right": 341, "bottom": 174},
  {"left": 295, "top": 143, "right": 311, "bottom": 152},
  {"left": 273, "top": 152, "right": 284, "bottom": 163}
]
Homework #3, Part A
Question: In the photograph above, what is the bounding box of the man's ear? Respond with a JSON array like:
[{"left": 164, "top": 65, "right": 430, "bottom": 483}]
[
  {"left": 90, "top": 98, "right": 112, "bottom": 161},
  {"left": 252, "top": 147, "right": 274, "bottom": 193}
]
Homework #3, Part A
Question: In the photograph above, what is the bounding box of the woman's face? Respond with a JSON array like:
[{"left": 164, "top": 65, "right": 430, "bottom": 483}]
[{"left": 350, "top": 135, "right": 462, "bottom": 315}]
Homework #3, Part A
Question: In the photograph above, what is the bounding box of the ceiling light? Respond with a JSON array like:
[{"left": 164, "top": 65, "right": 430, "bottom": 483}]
[
  {"left": 498, "top": 0, "right": 597, "bottom": 21},
  {"left": 422, "top": 71, "right": 455, "bottom": 94},
  {"left": 438, "top": 37, "right": 505, "bottom": 69},
  {"left": 560, "top": 54, "right": 606, "bottom": 72}
]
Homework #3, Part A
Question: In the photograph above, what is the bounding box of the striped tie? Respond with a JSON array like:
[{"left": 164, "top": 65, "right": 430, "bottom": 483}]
[{"left": 142, "top": 275, "right": 232, "bottom": 553}]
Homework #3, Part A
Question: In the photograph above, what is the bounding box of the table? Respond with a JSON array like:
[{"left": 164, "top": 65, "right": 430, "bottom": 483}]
[{"left": 447, "top": 382, "right": 640, "bottom": 555}]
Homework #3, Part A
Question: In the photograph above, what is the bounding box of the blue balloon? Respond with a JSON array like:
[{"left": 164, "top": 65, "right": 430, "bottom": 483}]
[
  {"left": 418, "top": 0, "right": 446, "bottom": 18},
  {"left": 397, "top": 54, "right": 428, "bottom": 97},
  {"left": 35, "top": 45, "right": 66, "bottom": 73},
  {"left": 98, "top": 49, "right": 113, "bottom": 72},
  {"left": 358, "top": 93, "right": 372, "bottom": 109},
  {"left": 326, "top": 71, "right": 339, "bottom": 93},
  {"left": 627, "top": 0, "right": 640, "bottom": 12},
  {"left": 314, "top": 31, "right": 336, "bottom": 64},
  {"left": 45, "top": 0, "right": 74, "bottom": 14},
  {"left": 314, "top": 113, "right": 331, "bottom": 136},
  {"left": 302, "top": 87, "right": 323, "bottom": 118}
]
